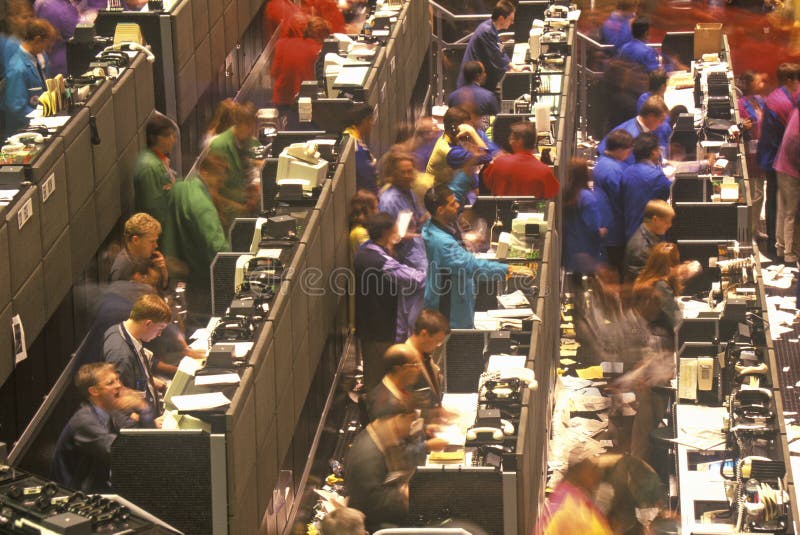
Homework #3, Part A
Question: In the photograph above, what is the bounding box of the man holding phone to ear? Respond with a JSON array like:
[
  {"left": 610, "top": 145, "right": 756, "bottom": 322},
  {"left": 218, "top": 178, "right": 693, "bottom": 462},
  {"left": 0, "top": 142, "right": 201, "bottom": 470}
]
[{"left": 110, "top": 213, "right": 169, "bottom": 290}]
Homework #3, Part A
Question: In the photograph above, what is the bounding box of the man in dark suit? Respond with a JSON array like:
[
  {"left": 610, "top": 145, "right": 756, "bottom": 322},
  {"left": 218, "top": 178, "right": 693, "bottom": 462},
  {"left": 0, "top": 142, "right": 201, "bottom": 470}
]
[
  {"left": 51, "top": 363, "right": 150, "bottom": 492},
  {"left": 103, "top": 294, "right": 172, "bottom": 418},
  {"left": 406, "top": 309, "right": 451, "bottom": 409},
  {"left": 366, "top": 344, "right": 423, "bottom": 422}
]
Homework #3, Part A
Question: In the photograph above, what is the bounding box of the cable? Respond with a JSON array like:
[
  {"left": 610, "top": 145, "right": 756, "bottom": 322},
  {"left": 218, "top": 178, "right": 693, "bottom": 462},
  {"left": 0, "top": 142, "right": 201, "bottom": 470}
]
[{"left": 101, "top": 42, "right": 156, "bottom": 63}]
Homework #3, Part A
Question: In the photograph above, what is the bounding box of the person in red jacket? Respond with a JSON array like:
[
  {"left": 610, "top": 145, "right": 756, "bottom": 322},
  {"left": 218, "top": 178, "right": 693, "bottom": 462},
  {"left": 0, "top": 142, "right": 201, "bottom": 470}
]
[
  {"left": 270, "top": 15, "right": 330, "bottom": 123},
  {"left": 263, "top": 0, "right": 301, "bottom": 38},
  {"left": 302, "top": 0, "right": 346, "bottom": 34},
  {"left": 482, "top": 122, "right": 559, "bottom": 198}
]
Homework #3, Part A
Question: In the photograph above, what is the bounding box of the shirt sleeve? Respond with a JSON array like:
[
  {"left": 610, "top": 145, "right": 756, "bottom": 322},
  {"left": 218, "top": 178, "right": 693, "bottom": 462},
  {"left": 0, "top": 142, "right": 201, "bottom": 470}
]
[
  {"left": 382, "top": 256, "right": 426, "bottom": 293},
  {"left": 72, "top": 417, "right": 116, "bottom": 465}
]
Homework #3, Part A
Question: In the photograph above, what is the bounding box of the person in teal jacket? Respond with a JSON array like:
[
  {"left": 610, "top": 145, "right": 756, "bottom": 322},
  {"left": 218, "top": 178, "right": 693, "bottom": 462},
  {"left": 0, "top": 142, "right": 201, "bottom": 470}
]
[
  {"left": 163, "top": 155, "right": 231, "bottom": 314},
  {"left": 134, "top": 114, "right": 178, "bottom": 229},
  {"left": 4, "top": 18, "right": 55, "bottom": 134},
  {"left": 207, "top": 103, "right": 260, "bottom": 231},
  {"left": 421, "top": 186, "right": 530, "bottom": 328}
]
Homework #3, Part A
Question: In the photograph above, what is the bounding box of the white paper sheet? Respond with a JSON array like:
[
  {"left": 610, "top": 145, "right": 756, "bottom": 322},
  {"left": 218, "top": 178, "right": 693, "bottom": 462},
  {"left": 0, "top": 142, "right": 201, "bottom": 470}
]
[
  {"left": 171, "top": 392, "right": 231, "bottom": 411},
  {"left": 195, "top": 373, "right": 241, "bottom": 386}
]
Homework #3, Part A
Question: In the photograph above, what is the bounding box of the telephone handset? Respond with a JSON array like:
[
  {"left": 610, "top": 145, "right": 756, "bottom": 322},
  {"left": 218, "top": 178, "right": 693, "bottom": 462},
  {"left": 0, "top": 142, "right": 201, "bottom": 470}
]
[
  {"left": 544, "top": 4, "right": 569, "bottom": 18},
  {"left": 466, "top": 419, "right": 514, "bottom": 441},
  {"left": 541, "top": 31, "right": 567, "bottom": 43}
]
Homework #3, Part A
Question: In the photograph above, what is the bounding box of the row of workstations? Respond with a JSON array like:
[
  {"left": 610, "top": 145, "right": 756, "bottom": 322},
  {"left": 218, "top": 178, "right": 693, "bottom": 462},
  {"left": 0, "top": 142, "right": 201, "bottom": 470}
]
[
  {"left": 657, "top": 35, "right": 800, "bottom": 534},
  {"left": 95, "top": 0, "right": 434, "bottom": 533},
  {"left": 0, "top": 51, "right": 155, "bottom": 434}
]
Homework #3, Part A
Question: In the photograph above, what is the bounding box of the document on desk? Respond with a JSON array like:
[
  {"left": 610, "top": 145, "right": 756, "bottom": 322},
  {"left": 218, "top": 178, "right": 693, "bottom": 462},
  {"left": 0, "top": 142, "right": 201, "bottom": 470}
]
[
  {"left": 195, "top": 373, "right": 241, "bottom": 386},
  {"left": 497, "top": 290, "right": 531, "bottom": 308},
  {"left": 670, "top": 428, "right": 725, "bottom": 450},
  {"left": 171, "top": 392, "right": 231, "bottom": 411},
  {"left": 486, "top": 308, "right": 537, "bottom": 319}
]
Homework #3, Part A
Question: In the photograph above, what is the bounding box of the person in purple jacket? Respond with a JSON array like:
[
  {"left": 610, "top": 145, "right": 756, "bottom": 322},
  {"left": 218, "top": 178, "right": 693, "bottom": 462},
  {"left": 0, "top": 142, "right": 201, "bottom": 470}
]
[
  {"left": 774, "top": 100, "right": 800, "bottom": 264},
  {"left": 33, "top": 0, "right": 79, "bottom": 75}
]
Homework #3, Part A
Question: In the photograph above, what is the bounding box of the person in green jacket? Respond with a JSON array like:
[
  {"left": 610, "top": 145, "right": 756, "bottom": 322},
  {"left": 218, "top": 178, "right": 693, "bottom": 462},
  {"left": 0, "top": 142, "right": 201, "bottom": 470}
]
[
  {"left": 207, "top": 102, "right": 261, "bottom": 231},
  {"left": 164, "top": 155, "right": 231, "bottom": 315},
  {"left": 134, "top": 114, "right": 178, "bottom": 228}
]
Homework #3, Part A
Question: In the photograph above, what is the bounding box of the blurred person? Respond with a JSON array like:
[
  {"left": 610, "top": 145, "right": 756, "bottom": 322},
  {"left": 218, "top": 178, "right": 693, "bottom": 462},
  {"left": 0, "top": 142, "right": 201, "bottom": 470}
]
[
  {"left": 263, "top": 0, "right": 301, "bottom": 38},
  {"left": 593, "top": 129, "right": 635, "bottom": 274},
  {"left": 405, "top": 309, "right": 450, "bottom": 409},
  {"left": 410, "top": 116, "right": 440, "bottom": 177},
  {"left": 202, "top": 98, "right": 239, "bottom": 149},
  {"left": 103, "top": 294, "right": 170, "bottom": 427},
  {"left": 344, "top": 103, "right": 379, "bottom": 193},
  {"left": 271, "top": 15, "right": 330, "bottom": 124},
  {"left": 636, "top": 69, "right": 667, "bottom": 112},
  {"left": 319, "top": 507, "right": 367, "bottom": 535},
  {"left": 302, "top": 0, "right": 345, "bottom": 33},
  {"left": 422, "top": 186, "right": 530, "bottom": 328},
  {"left": 597, "top": 95, "right": 668, "bottom": 166},
  {"left": 349, "top": 189, "right": 379, "bottom": 255},
  {"left": 600, "top": 0, "right": 638, "bottom": 52},
  {"left": 344, "top": 411, "right": 431, "bottom": 531},
  {"left": 1, "top": 0, "right": 33, "bottom": 72},
  {"left": 482, "top": 122, "right": 559, "bottom": 197},
  {"left": 163, "top": 155, "right": 232, "bottom": 314},
  {"left": 630, "top": 242, "right": 682, "bottom": 458},
  {"left": 624, "top": 200, "right": 674, "bottom": 282},
  {"left": 595, "top": 454, "right": 666, "bottom": 535},
  {"left": 121, "top": 0, "right": 147, "bottom": 10},
  {"left": 757, "top": 63, "right": 800, "bottom": 258},
  {"left": 447, "top": 60, "right": 500, "bottom": 117},
  {"left": 535, "top": 455, "right": 613, "bottom": 535},
  {"left": 774, "top": 100, "right": 800, "bottom": 264},
  {"left": 354, "top": 212, "right": 426, "bottom": 390},
  {"left": 427, "top": 106, "right": 497, "bottom": 188},
  {"left": 366, "top": 344, "right": 423, "bottom": 421},
  {"left": 208, "top": 101, "right": 261, "bottom": 230},
  {"left": 620, "top": 133, "right": 671, "bottom": 242},
  {"left": 4, "top": 17, "right": 55, "bottom": 134},
  {"left": 110, "top": 212, "right": 168, "bottom": 290},
  {"left": 379, "top": 150, "right": 429, "bottom": 339},
  {"left": 601, "top": 58, "right": 647, "bottom": 135},
  {"left": 737, "top": 70, "right": 768, "bottom": 240},
  {"left": 449, "top": 156, "right": 480, "bottom": 208},
  {"left": 425, "top": 106, "right": 472, "bottom": 187},
  {"left": 563, "top": 158, "right": 606, "bottom": 274},
  {"left": 51, "top": 363, "right": 152, "bottom": 492},
  {"left": 457, "top": 1, "right": 516, "bottom": 91},
  {"left": 618, "top": 16, "right": 659, "bottom": 74},
  {"left": 134, "top": 114, "right": 179, "bottom": 229},
  {"left": 33, "top": 0, "right": 78, "bottom": 76}
]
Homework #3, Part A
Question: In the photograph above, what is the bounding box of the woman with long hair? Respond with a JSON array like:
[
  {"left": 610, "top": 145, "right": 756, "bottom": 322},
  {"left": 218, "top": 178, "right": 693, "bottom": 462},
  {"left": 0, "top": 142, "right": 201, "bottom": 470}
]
[
  {"left": 633, "top": 241, "right": 682, "bottom": 339},
  {"left": 563, "top": 158, "right": 606, "bottom": 274}
]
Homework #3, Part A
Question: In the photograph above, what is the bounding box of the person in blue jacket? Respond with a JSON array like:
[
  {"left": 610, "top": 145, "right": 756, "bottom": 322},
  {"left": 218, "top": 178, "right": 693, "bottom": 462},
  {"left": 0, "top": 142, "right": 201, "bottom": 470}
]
[
  {"left": 600, "top": 0, "right": 638, "bottom": 52},
  {"left": 564, "top": 158, "right": 606, "bottom": 274},
  {"left": 4, "top": 18, "right": 56, "bottom": 134},
  {"left": 618, "top": 16, "right": 660, "bottom": 73},
  {"left": 344, "top": 103, "right": 379, "bottom": 193},
  {"left": 457, "top": 0, "right": 517, "bottom": 91},
  {"left": 421, "top": 186, "right": 530, "bottom": 328},
  {"left": 448, "top": 61, "right": 500, "bottom": 118},
  {"left": 597, "top": 95, "right": 668, "bottom": 165},
  {"left": 620, "top": 133, "right": 672, "bottom": 241},
  {"left": 593, "top": 129, "right": 634, "bottom": 274}
]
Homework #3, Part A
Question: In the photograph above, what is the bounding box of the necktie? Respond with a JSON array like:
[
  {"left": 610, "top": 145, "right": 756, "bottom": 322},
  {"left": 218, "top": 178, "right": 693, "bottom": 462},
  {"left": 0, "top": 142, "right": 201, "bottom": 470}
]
[
  {"left": 139, "top": 348, "right": 162, "bottom": 416},
  {"left": 34, "top": 55, "right": 46, "bottom": 86}
]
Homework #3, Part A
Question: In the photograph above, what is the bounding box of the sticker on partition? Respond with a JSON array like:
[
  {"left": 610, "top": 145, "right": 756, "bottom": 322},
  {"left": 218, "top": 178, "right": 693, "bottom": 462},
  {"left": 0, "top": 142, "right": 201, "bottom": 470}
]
[
  {"left": 381, "top": 82, "right": 386, "bottom": 103},
  {"left": 17, "top": 198, "right": 33, "bottom": 230},
  {"left": 41, "top": 173, "right": 56, "bottom": 203},
  {"left": 12, "top": 314, "right": 27, "bottom": 366},
  {"left": 390, "top": 56, "right": 396, "bottom": 74}
]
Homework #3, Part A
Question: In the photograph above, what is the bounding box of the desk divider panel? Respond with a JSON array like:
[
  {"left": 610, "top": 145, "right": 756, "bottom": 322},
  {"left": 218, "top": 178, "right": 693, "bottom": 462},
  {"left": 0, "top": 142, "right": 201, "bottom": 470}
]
[
  {"left": 68, "top": 195, "right": 99, "bottom": 282},
  {"left": 6, "top": 186, "right": 42, "bottom": 295},
  {"left": 0, "top": 304, "right": 11, "bottom": 385},
  {"left": 59, "top": 108, "right": 94, "bottom": 217},
  {"left": 42, "top": 229, "right": 72, "bottom": 318},
  {"left": 226, "top": 368, "right": 258, "bottom": 533},
  {"left": 86, "top": 82, "right": 117, "bottom": 184},
  {"left": 36, "top": 150, "right": 67, "bottom": 253},
  {"left": 95, "top": 164, "right": 122, "bottom": 241},
  {"left": 12, "top": 264, "right": 45, "bottom": 347},
  {"left": 0, "top": 224, "right": 9, "bottom": 307},
  {"left": 112, "top": 68, "right": 138, "bottom": 155}
]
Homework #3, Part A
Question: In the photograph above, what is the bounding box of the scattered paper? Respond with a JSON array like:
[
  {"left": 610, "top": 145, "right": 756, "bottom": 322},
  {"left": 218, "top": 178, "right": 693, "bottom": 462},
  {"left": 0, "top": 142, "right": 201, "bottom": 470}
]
[
  {"left": 486, "top": 308, "right": 536, "bottom": 319},
  {"left": 670, "top": 429, "right": 726, "bottom": 450},
  {"left": 11, "top": 314, "right": 27, "bottom": 365},
  {"left": 569, "top": 395, "right": 610, "bottom": 412},
  {"left": 560, "top": 358, "right": 577, "bottom": 366},
  {"left": 601, "top": 361, "right": 624, "bottom": 374},
  {"left": 195, "top": 373, "right": 241, "bottom": 386},
  {"left": 171, "top": 392, "right": 231, "bottom": 411},
  {"left": 497, "top": 290, "right": 531, "bottom": 309}
]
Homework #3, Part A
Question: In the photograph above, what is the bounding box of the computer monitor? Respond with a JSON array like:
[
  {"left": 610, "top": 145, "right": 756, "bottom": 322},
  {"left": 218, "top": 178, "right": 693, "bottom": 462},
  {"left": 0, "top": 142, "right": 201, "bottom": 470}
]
[
  {"left": 491, "top": 114, "right": 530, "bottom": 152},
  {"left": 469, "top": 196, "right": 548, "bottom": 235},
  {"left": 163, "top": 356, "right": 204, "bottom": 412},
  {"left": 513, "top": 0, "right": 549, "bottom": 43},
  {"left": 270, "top": 130, "right": 326, "bottom": 158},
  {"left": 662, "top": 31, "right": 694, "bottom": 70},
  {"left": 500, "top": 72, "right": 533, "bottom": 102},
  {"left": 669, "top": 202, "right": 739, "bottom": 241},
  {"left": 311, "top": 98, "right": 354, "bottom": 133}
]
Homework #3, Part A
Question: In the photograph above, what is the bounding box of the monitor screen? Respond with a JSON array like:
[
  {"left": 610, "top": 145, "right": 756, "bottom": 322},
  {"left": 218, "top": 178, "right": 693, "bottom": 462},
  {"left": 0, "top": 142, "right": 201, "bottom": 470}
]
[
  {"left": 669, "top": 202, "right": 739, "bottom": 241},
  {"left": 500, "top": 72, "right": 533, "bottom": 101},
  {"left": 311, "top": 98, "right": 354, "bottom": 133},
  {"left": 662, "top": 31, "right": 694, "bottom": 70},
  {"left": 513, "top": 0, "right": 549, "bottom": 43}
]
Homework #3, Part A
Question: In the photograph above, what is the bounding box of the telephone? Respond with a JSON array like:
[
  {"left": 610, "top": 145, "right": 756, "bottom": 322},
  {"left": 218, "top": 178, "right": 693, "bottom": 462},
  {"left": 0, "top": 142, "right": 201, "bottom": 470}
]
[
  {"left": 6, "top": 132, "right": 45, "bottom": 146},
  {"left": 210, "top": 316, "right": 255, "bottom": 345},
  {"left": 481, "top": 367, "right": 537, "bottom": 390},
  {"left": 541, "top": 31, "right": 567, "bottom": 43},
  {"left": 466, "top": 420, "right": 514, "bottom": 442},
  {"left": 479, "top": 377, "right": 525, "bottom": 404}
]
